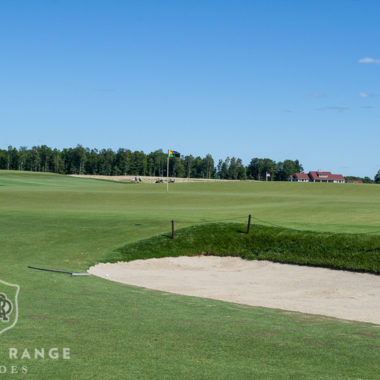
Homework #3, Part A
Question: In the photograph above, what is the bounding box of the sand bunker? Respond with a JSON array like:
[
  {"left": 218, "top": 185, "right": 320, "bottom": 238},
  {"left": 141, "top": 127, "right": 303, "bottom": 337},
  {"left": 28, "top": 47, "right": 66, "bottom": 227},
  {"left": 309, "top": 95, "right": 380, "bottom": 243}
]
[{"left": 89, "top": 256, "right": 380, "bottom": 324}]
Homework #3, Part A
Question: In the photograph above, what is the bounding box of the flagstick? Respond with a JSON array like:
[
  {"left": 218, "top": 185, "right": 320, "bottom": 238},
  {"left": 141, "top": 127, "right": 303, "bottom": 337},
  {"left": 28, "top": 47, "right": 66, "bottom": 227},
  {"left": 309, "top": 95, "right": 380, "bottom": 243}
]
[{"left": 167, "top": 150, "right": 169, "bottom": 192}]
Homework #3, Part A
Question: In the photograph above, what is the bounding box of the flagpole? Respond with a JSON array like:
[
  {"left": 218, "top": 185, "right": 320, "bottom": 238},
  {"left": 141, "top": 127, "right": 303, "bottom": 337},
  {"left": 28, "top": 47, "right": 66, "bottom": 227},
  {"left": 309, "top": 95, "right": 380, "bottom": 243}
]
[{"left": 167, "top": 150, "right": 169, "bottom": 192}]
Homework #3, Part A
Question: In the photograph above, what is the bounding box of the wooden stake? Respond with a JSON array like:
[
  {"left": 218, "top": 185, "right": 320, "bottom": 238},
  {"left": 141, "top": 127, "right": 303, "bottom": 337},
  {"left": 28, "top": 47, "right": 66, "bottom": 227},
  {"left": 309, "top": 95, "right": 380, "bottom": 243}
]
[
  {"left": 171, "top": 220, "right": 175, "bottom": 239},
  {"left": 167, "top": 151, "right": 170, "bottom": 192},
  {"left": 247, "top": 214, "right": 252, "bottom": 234}
]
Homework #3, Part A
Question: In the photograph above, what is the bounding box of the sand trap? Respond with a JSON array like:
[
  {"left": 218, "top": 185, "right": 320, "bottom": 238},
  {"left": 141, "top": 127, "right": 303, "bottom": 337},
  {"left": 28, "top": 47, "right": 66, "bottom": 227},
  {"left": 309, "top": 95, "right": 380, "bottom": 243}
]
[{"left": 89, "top": 256, "right": 380, "bottom": 325}]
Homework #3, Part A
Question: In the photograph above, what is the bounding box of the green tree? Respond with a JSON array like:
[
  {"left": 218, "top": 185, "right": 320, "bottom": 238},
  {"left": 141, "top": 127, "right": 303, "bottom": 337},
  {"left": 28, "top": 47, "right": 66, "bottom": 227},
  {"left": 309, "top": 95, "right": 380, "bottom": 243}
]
[
  {"left": 202, "top": 154, "right": 215, "bottom": 178},
  {"left": 228, "top": 157, "right": 239, "bottom": 179},
  {"left": 28, "top": 147, "right": 41, "bottom": 172},
  {"left": 97, "top": 149, "right": 115, "bottom": 175},
  {"left": 184, "top": 155, "right": 194, "bottom": 178},
  {"left": 7, "top": 145, "right": 19, "bottom": 170},
  {"left": 115, "top": 149, "right": 132, "bottom": 175},
  {"left": 83, "top": 149, "right": 98, "bottom": 174},
  {"left": 170, "top": 156, "right": 185, "bottom": 177},
  {"left": 36, "top": 145, "right": 53, "bottom": 172},
  {"left": 130, "top": 151, "right": 147, "bottom": 175},
  {"left": 148, "top": 150, "right": 166, "bottom": 177},
  {"left": 191, "top": 156, "right": 204, "bottom": 178},
  {"left": 48, "top": 148, "right": 63, "bottom": 173},
  {"left": 236, "top": 158, "right": 246, "bottom": 179},
  {"left": 276, "top": 159, "right": 304, "bottom": 181},
  {"left": 217, "top": 158, "right": 229, "bottom": 179},
  {"left": 375, "top": 170, "right": 380, "bottom": 184},
  {"left": 0, "top": 150, "right": 7, "bottom": 169},
  {"left": 247, "top": 157, "right": 277, "bottom": 180},
  {"left": 18, "top": 146, "right": 28, "bottom": 171},
  {"left": 247, "top": 158, "right": 263, "bottom": 180}
]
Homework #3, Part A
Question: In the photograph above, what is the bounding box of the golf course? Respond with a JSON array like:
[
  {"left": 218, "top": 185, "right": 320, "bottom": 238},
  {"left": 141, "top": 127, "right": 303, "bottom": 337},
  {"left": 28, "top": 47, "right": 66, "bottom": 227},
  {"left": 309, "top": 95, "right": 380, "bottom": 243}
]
[{"left": 1, "top": 170, "right": 380, "bottom": 379}]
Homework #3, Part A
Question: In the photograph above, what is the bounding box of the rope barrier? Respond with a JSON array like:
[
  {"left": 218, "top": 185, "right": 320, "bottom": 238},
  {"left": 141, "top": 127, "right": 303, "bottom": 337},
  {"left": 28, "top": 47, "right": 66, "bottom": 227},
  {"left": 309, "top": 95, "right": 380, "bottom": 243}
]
[
  {"left": 169, "top": 216, "right": 247, "bottom": 225},
  {"left": 252, "top": 216, "right": 380, "bottom": 235},
  {"left": 169, "top": 215, "right": 380, "bottom": 235}
]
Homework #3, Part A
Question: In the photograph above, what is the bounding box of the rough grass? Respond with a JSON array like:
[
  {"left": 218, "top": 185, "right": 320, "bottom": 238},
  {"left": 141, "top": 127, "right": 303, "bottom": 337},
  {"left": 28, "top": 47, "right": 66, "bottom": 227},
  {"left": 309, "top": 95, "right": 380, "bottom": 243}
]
[{"left": 109, "top": 223, "right": 380, "bottom": 274}]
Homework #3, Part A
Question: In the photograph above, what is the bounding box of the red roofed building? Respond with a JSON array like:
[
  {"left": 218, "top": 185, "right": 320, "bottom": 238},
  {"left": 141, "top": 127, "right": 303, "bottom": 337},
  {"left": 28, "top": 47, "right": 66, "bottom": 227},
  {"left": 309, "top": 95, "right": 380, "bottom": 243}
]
[
  {"left": 308, "top": 171, "right": 345, "bottom": 183},
  {"left": 348, "top": 180, "right": 363, "bottom": 184},
  {"left": 290, "top": 171, "right": 345, "bottom": 183},
  {"left": 290, "top": 173, "right": 310, "bottom": 182}
]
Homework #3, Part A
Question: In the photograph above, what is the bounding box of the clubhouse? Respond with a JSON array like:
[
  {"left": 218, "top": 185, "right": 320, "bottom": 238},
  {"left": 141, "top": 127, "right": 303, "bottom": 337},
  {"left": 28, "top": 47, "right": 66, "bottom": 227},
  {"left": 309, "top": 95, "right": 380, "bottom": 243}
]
[{"left": 290, "top": 171, "right": 345, "bottom": 183}]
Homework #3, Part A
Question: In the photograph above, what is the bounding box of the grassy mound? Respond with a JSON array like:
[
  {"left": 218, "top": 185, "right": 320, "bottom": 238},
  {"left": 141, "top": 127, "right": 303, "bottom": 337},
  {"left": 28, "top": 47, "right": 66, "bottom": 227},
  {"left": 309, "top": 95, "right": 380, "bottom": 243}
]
[{"left": 108, "top": 223, "right": 380, "bottom": 274}]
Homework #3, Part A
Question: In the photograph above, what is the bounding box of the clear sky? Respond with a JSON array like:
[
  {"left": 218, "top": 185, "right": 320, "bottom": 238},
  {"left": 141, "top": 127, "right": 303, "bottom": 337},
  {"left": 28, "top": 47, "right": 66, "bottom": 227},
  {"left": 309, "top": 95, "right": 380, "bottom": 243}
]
[{"left": 1, "top": 0, "right": 379, "bottom": 177}]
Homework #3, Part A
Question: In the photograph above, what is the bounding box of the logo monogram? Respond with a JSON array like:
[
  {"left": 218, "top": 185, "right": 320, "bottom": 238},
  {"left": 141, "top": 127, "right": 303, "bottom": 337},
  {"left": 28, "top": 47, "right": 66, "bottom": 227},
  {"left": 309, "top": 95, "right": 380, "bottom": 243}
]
[
  {"left": 0, "top": 280, "right": 20, "bottom": 335},
  {"left": 0, "top": 293, "right": 13, "bottom": 322}
]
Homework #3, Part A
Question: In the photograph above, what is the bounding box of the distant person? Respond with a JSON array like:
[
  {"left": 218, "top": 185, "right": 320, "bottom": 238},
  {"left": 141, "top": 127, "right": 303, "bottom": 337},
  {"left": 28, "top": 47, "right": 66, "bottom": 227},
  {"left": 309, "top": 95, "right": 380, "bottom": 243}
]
[
  {"left": 134, "top": 176, "right": 138, "bottom": 182},
  {"left": 139, "top": 177, "right": 142, "bottom": 183}
]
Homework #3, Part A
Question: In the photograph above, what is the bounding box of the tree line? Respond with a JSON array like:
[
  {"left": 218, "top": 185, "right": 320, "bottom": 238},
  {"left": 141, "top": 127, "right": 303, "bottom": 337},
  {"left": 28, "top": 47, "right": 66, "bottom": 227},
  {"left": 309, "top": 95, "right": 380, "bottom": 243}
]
[
  {"left": 4, "top": 145, "right": 377, "bottom": 182},
  {"left": 1, "top": 145, "right": 217, "bottom": 178},
  {"left": 0, "top": 145, "right": 307, "bottom": 180}
]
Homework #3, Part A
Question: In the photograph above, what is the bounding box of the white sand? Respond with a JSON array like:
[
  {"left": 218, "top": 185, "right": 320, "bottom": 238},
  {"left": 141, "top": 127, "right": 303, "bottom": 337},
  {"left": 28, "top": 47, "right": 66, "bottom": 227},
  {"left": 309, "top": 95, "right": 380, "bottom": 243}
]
[
  {"left": 69, "top": 174, "right": 240, "bottom": 183},
  {"left": 89, "top": 256, "right": 380, "bottom": 324}
]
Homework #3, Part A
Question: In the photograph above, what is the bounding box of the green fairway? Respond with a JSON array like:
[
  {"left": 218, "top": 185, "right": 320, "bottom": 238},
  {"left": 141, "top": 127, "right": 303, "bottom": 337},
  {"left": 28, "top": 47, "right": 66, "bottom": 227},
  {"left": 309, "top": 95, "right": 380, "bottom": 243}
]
[{"left": 1, "top": 170, "right": 380, "bottom": 379}]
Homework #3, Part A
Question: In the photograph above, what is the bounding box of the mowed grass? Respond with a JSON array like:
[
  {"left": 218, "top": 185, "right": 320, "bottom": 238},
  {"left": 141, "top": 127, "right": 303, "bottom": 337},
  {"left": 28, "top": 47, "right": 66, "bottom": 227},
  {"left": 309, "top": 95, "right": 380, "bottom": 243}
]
[{"left": 1, "top": 170, "right": 380, "bottom": 379}]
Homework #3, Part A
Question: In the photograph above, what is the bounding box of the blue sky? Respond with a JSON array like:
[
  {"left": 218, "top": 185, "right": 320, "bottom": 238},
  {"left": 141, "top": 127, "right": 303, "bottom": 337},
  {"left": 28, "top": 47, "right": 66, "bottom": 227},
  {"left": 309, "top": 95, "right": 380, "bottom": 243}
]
[{"left": 0, "top": 0, "right": 379, "bottom": 177}]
